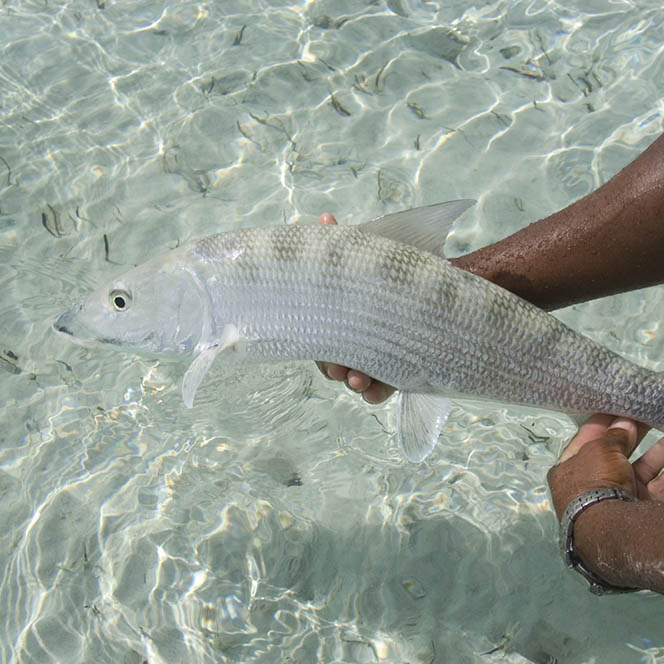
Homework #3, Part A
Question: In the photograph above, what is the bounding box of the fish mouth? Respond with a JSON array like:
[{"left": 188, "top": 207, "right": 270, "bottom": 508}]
[
  {"left": 52, "top": 309, "right": 106, "bottom": 348},
  {"left": 53, "top": 308, "right": 132, "bottom": 349},
  {"left": 53, "top": 315, "right": 74, "bottom": 336},
  {"left": 53, "top": 310, "right": 77, "bottom": 337}
]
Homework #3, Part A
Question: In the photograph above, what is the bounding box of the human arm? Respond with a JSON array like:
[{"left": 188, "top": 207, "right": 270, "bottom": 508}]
[
  {"left": 453, "top": 133, "right": 664, "bottom": 310},
  {"left": 547, "top": 415, "right": 664, "bottom": 594}
]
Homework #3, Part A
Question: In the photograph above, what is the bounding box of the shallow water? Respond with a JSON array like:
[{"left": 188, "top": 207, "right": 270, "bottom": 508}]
[{"left": 2, "top": 0, "right": 664, "bottom": 662}]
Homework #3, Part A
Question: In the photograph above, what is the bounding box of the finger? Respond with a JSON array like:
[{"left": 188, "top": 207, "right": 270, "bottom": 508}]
[
  {"left": 346, "top": 370, "right": 372, "bottom": 393},
  {"left": 633, "top": 436, "right": 664, "bottom": 486},
  {"left": 605, "top": 417, "right": 640, "bottom": 456},
  {"left": 644, "top": 471, "right": 664, "bottom": 500},
  {"left": 322, "top": 362, "right": 349, "bottom": 382},
  {"left": 347, "top": 370, "right": 396, "bottom": 403},
  {"left": 318, "top": 213, "right": 337, "bottom": 226},
  {"left": 558, "top": 415, "right": 638, "bottom": 464},
  {"left": 362, "top": 380, "right": 395, "bottom": 404},
  {"left": 558, "top": 414, "right": 615, "bottom": 463},
  {"left": 319, "top": 361, "right": 394, "bottom": 403}
]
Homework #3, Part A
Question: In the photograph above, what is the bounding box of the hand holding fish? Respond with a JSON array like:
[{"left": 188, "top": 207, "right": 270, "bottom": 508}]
[
  {"left": 311, "top": 134, "right": 664, "bottom": 592},
  {"left": 53, "top": 134, "right": 664, "bottom": 590},
  {"left": 548, "top": 415, "right": 664, "bottom": 512},
  {"left": 547, "top": 416, "right": 664, "bottom": 594}
]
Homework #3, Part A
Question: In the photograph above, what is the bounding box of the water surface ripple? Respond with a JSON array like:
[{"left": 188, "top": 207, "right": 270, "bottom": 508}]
[{"left": 2, "top": 0, "right": 664, "bottom": 662}]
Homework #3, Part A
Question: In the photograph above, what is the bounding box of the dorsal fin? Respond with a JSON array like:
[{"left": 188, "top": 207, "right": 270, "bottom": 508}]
[{"left": 358, "top": 199, "right": 475, "bottom": 258}]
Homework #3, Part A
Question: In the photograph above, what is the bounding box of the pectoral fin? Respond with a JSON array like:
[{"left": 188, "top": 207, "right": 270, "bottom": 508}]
[
  {"left": 182, "top": 324, "right": 244, "bottom": 408},
  {"left": 397, "top": 392, "right": 452, "bottom": 462}
]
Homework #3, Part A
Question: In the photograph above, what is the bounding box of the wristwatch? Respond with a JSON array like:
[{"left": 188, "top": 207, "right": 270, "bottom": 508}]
[{"left": 559, "top": 487, "right": 639, "bottom": 595}]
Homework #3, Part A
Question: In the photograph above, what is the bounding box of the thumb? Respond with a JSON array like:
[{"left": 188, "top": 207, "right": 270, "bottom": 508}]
[
  {"left": 604, "top": 418, "right": 639, "bottom": 456},
  {"left": 558, "top": 415, "right": 635, "bottom": 464}
]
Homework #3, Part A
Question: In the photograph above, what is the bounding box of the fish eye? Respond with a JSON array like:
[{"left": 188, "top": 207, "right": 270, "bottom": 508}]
[{"left": 110, "top": 289, "right": 132, "bottom": 312}]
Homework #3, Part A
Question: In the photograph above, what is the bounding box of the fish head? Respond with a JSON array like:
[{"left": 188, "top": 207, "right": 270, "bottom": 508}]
[{"left": 53, "top": 251, "right": 209, "bottom": 357}]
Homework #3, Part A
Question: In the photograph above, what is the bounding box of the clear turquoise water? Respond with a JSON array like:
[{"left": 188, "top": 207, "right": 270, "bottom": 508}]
[{"left": 2, "top": 1, "right": 664, "bottom": 662}]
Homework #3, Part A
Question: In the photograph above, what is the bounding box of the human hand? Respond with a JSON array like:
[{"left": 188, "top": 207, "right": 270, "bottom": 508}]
[
  {"left": 547, "top": 414, "right": 664, "bottom": 519},
  {"left": 315, "top": 212, "right": 396, "bottom": 404}
]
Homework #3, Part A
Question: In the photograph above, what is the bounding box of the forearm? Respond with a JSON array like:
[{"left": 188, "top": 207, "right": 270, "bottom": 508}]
[
  {"left": 452, "top": 134, "right": 664, "bottom": 310},
  {"left": 573, "top": 499, "right": 664, "bottom": 593}
]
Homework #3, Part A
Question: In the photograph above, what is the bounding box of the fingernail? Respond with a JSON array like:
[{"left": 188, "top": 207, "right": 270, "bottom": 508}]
[
  {"left": 608, "top": 417, "right": 636, "bottom": 434},
  {"left": 347, "top": 375, "right": 362, "bottom": 390}
]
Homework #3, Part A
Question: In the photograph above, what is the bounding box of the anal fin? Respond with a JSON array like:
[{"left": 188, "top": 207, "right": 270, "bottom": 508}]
[{"left": 397, "top": 392, "right": 452, "bottom": 462}]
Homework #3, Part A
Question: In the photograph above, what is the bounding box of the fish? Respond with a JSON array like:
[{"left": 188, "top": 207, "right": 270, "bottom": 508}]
[{"left": 53, "top": 200, "right": 664, "bottom": 462}]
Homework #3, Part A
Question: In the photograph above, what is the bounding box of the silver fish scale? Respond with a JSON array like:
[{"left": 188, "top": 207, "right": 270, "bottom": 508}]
[{"left": 190, "top": 224, "right": 664, "bottom": 428}]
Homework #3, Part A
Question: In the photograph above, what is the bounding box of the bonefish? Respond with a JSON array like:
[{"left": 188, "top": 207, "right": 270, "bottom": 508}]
[{"left": 54, "top": 200, "right": 664, "bottom": 461}]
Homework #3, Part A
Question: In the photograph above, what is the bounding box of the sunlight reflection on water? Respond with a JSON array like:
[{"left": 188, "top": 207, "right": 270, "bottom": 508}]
[{"left": 2, "top": 0, "right": 664, "bottom": 662}]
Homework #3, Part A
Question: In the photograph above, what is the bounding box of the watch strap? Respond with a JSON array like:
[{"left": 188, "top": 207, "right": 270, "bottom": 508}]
[{"left": 559, "top": 487, "right": 638, "bottom": 595}]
